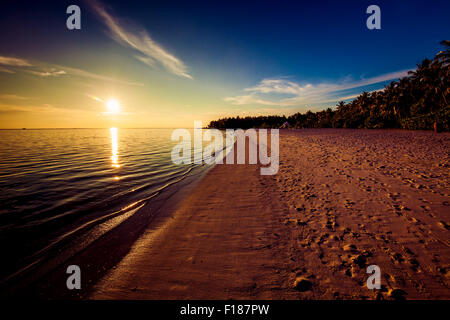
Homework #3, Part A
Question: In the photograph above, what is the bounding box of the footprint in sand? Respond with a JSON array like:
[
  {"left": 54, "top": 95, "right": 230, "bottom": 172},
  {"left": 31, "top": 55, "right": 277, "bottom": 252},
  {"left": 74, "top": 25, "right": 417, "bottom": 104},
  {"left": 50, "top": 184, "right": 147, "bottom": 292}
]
[
  {"left": 343, "top": 243, "right": 358, "bottom": 252},
  {"left": 402, "top": 246, "right": 415, "bottom": 255},
  {"left": 293, "top": 276, "right": 313, "bottom": 292},
  {"left": 437, "top": 266, "right": 448, "bottom": 276},
  {"left": 391, "top": 252, "right": 405, "bottom": 264},
  {"left": 351, "top": 254, "right": 367, "bottom": 268},
  {"left": 388, "top": 288, "right": 408, "bottom": 301},
  {"left": 438, "top": 221, "right": 450, "bottom": 230},
  {"left": 387, "top": 192, "right": 400, "bottom": 201},
  {"left": 409, "top": 258, "right": 420, "bottom": 272}
]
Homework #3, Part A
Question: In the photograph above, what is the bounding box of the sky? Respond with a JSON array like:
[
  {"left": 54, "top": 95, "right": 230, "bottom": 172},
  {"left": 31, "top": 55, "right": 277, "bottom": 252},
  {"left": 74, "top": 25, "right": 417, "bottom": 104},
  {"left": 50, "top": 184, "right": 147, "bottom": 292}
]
[{"left": 0, "top": 0, "right": 449, "bottom": 128}]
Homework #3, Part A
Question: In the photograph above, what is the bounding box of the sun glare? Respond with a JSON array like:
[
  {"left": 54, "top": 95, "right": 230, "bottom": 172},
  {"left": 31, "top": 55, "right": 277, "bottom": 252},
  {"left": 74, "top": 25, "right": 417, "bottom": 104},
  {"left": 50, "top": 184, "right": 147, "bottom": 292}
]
[{"left": 106, "top": 99, "right": 120, "bottom": 114}]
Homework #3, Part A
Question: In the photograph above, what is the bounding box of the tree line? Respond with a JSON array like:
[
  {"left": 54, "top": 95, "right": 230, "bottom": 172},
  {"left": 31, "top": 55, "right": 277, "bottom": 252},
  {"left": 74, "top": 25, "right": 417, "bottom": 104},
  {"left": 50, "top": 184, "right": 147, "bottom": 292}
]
[{"left": 208, "top": 41, "right": 449, "bottom": 131}]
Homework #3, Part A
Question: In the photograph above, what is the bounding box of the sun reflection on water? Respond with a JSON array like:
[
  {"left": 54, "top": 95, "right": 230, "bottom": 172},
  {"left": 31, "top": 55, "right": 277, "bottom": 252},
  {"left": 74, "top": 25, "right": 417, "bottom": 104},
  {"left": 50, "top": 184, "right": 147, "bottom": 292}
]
[{"left": 110, "top": 127, "right": 120, "bottom": 168}]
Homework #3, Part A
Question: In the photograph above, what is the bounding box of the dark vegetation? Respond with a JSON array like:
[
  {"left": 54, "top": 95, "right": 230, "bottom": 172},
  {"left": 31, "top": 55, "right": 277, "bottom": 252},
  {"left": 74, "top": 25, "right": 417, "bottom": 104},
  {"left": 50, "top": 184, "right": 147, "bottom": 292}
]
[{"left": 208, "top": 41, "right": 449, "bottom": 131}]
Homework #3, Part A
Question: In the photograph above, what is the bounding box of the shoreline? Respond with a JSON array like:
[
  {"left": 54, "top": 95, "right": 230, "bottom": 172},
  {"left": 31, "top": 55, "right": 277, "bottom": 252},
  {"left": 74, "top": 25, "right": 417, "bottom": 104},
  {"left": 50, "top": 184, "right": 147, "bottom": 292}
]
[
  {"left": 1, "top": 162, "right": 214, "bottom": 299},
  {"left": 91, "top": 129, "right": 449, "bottom": 300},
  {"left": 90, "top": 143, "right": 289, "bottom": 299}
]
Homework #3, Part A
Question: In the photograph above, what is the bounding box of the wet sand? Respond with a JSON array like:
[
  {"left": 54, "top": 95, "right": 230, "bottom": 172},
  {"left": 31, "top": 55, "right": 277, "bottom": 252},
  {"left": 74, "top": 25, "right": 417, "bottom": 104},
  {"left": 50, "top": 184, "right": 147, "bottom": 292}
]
[{"left": 91, "top": 129, "right": 450, "bottom": 300}]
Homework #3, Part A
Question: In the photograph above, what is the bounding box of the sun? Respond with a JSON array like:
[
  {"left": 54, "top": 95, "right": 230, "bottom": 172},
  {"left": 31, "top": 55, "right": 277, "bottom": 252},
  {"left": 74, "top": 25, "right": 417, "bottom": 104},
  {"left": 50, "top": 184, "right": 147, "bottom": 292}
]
[{"left": 106, "top": 99, "right": 120, "bottom": 114}]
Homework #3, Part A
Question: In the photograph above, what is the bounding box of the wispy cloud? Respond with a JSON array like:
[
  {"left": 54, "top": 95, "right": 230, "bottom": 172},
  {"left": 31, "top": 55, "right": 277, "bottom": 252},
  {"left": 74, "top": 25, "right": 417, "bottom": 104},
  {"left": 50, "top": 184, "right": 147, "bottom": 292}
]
[
  {"left": 90, "top": 1, "right": 193, "bottom": 79},
  {"left": 0, "top": 103, "right": 73, "bottom": 114},
  {"left": 0, "top": 53, "right": 143, "bottom": 86},
  {"left": 0, "top": 56, "right": 32, "bottom": 67},
  {"left": 244, "top": 79, "right": 312, "bottom": 95},
  {"left": 224, "top": 95, "right": 280, "bottom": 106},
  {"left": 225, "top": 70, "right": 411, "bottom": 107},
  {"left": 0, "top": 66, "right": 15, "bottom": 74},
  {"left": 0, "top": 56, "right": 31, "bottom": 74},
  {"left": 0, "top": 94, "right": 34, "bottom": 100},
  {"left": 27, "top": 69, "right": 67, "bottom": 77},
  {"left": 58, "top": 64, "right": 144, "bottom": 86}
]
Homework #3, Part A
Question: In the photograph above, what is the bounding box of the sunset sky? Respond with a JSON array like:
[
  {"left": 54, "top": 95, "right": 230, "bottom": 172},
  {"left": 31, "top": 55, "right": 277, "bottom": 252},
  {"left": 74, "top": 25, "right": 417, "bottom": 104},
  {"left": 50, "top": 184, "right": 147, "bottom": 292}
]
[{"left": 0, "top": 0, "right": 449, "bottom": 128}]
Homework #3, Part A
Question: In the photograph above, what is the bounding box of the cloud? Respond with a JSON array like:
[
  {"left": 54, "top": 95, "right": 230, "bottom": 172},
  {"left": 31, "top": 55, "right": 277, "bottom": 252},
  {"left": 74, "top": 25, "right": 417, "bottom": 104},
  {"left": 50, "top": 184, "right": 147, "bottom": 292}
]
[
  {"left": 0, "top": 103, "right": 71, "bottom": 114},
  {"left": 90, "top": 1, "right": 192, "bottom": 79},
  {"left": 134, "top": 55, "right": 156, "bottom": 67},
  {"left": 58, "top": 64, "right": 144, "bottom": 86},
  {"left": 245, "top": 79, "right": 313, "bottom": 95},
  {"left": 225, "top": 70, "right": 411, "bottom": 107},
  {"left": 0, "top": 94, "right": 33, "bottom": 100},
  {"left": 224, "top": 95, "right": 280, "bottom": 106},
  {"left": 0, "top": 66, "right": 15, "bottom": 74},
  {"left": 28, "top": 70, "right": 67, "bottom": 77},
  {"left": 29, "top": 64, "right": 144, "bottom": 86},
  {"left": 0, "top": 54, "right": 144, "bottom": 86},
  {"left": 0, "top": 56, "right": 31, "bottom": 73},
  {"left": 0, "top": 56, "right": 32, "bottom": 67}
]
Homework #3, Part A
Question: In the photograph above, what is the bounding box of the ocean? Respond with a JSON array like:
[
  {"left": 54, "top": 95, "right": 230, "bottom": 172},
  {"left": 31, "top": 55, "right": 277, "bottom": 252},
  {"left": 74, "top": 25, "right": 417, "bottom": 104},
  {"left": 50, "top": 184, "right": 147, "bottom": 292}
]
[{"left": 0, "top": 128, "right": 210, "bottom": 284}]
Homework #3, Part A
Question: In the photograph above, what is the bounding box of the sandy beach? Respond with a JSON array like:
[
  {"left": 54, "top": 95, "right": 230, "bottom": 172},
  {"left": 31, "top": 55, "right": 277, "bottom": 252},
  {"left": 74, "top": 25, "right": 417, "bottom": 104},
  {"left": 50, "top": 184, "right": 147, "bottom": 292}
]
[{"left": 90, "top": 129, "right": 449, "bottom": 300}]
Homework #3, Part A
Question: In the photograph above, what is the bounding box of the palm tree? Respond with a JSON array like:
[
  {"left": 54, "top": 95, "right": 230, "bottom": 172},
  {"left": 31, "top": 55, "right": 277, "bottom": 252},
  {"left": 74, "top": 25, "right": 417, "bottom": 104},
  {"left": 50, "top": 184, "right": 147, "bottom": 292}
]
[{"left": 207, "top": 41, "right": 449, "bottom": 131}]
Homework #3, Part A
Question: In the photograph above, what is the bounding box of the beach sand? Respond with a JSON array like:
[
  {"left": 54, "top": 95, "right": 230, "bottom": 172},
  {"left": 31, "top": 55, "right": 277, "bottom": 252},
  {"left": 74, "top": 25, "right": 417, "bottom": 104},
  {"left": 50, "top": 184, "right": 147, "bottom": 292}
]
[{"left": 90, "top": 129, "right": 449, "bottom": 300}]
